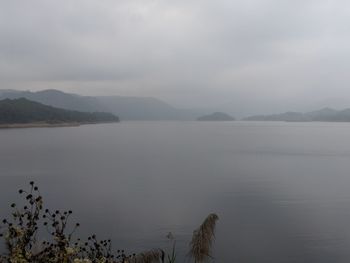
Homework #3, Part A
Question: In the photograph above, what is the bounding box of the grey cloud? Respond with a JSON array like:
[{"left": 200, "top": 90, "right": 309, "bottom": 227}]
[{"left": 1, "top": 0, "right": 350, "bottom": 116}]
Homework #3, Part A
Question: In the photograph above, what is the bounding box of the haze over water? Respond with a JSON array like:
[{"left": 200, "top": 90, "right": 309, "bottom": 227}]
[{"left": 1, "top": 121, "right": 350, "bottom": 262}]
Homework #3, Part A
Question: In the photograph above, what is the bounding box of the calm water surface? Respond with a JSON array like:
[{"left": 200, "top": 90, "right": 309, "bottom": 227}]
[{"left": 1, "top": 121, "right": 350, "bottom": 262}]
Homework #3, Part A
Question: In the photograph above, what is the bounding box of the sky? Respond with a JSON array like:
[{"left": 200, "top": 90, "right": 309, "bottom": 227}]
[{"left": 1, "top": 0, "right": 350, "bottom": 116}]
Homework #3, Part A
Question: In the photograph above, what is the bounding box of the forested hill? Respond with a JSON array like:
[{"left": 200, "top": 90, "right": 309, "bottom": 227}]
[
  {"left": 0, "top": 89, "right": 203, "bottom": 120},
  {"left": 0, "top": 98, "right": 119, "bottom": 124}
]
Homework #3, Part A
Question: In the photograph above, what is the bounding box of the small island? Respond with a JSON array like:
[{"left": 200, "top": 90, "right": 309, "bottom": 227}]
[
  {"left": 0, "top": 98, "right": 119, "bottom": 128},
  {"left": 197, "top": 112, "right": 235, "bottom": 121}
]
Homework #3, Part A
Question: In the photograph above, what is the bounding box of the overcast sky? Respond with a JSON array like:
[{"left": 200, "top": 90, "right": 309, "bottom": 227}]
[{"left": 1, "top": 0, "right": 350, "bottom": 116}]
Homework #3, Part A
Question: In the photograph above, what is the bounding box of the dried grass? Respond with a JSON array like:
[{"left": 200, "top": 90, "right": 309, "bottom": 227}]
[
  {"left": 131, "top": 248, "right": 165, "bottom": 263},
  {"left": 189, "top": 213, "right": 219, "bottom": 263}
]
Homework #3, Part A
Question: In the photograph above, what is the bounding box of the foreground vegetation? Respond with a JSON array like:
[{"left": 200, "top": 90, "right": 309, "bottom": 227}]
[{"left": 0, "top": 182, "right": 218, "bottom": 263}]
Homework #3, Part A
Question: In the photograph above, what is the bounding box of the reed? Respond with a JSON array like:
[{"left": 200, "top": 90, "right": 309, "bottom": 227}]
[{"left": 189, "top": 213, "right": 219, "bottom": 263}]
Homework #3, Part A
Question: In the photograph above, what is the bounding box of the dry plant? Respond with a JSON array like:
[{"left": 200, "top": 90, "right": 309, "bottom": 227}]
[
  {"left": 0, "top": 182, "right": 219, "bottom": 263},
  {"left": 165, "top": 232, "right": 176, "bottom": 263},
  {"left": 188, "top": 213, "right": 219, "bottom": 263},
  {"left": 0, "top": 182, "right": 133, "bottom": 263},
  {"left": 130, "top": 248, "right": 165, "bottom": 263}
]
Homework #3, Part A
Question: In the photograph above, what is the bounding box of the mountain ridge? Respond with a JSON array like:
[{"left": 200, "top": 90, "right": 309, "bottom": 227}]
[
  {"left": 0, "top": 89, "right": 203, "bottom": 120},
  {"left": 243, "top": 107, "right": 350, "bottom": 122}
]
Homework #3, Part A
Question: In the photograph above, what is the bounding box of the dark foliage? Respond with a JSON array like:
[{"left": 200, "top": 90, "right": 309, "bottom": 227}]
[
  {"left": 0, "top": 182, "right": 134, "bottom": 263},
  {"left": 0, "top": 98, "right": 119, "bottom": 124}
]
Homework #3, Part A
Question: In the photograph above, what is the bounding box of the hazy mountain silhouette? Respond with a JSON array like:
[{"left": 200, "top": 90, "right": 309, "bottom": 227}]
[
  {"left": 0, "top": 89, "right": 202, "bottom": 120},
  {"left": 243, "top": 108, "right": 350, "bottom": 122},
  {"left": 197, "top": 112, "right": 235, "bottom": 121}
]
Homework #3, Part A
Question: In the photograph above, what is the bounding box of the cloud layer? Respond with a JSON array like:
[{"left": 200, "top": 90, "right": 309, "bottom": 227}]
[{"left": 1, "top": 0, "right": 350, "bottom": 115}]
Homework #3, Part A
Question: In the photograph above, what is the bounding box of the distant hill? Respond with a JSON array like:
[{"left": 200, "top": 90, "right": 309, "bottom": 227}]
[
  {"left": 243, "top": 108, "right": 350, "bottom": 122},
  {"left": 0, "top": 89, "right": 106, "bottom": 113},
  {"left": 197, "top": 112, "right": 235, "bottom": 121},
  {"left": 0, "top": 98, "right": 119, "bottom": 125},
  {"left": 0, "top": 89, "right": 202, "bottom": 121}
]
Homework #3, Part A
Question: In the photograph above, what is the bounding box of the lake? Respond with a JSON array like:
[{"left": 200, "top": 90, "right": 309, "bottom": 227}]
[{"left": 1, "top": 121, "right": 350, "bottom": 262}]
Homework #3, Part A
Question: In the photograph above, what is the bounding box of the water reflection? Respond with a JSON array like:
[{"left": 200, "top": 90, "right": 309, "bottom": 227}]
[{"left": 1, "top": 122, "right": 350, "bottom": 262}]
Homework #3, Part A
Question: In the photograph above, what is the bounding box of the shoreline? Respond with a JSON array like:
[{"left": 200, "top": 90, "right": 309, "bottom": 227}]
[{"left": 0, "top": 121, "right": 118, "bottom": 129}]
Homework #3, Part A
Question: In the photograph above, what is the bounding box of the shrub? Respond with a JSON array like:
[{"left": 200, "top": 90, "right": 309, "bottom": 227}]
[
  {"left": 0, "top": 182, "right": 219, "bottom": 263},
  {"left": 0, "top": 182, "right": 133, "bottom": 263}
]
